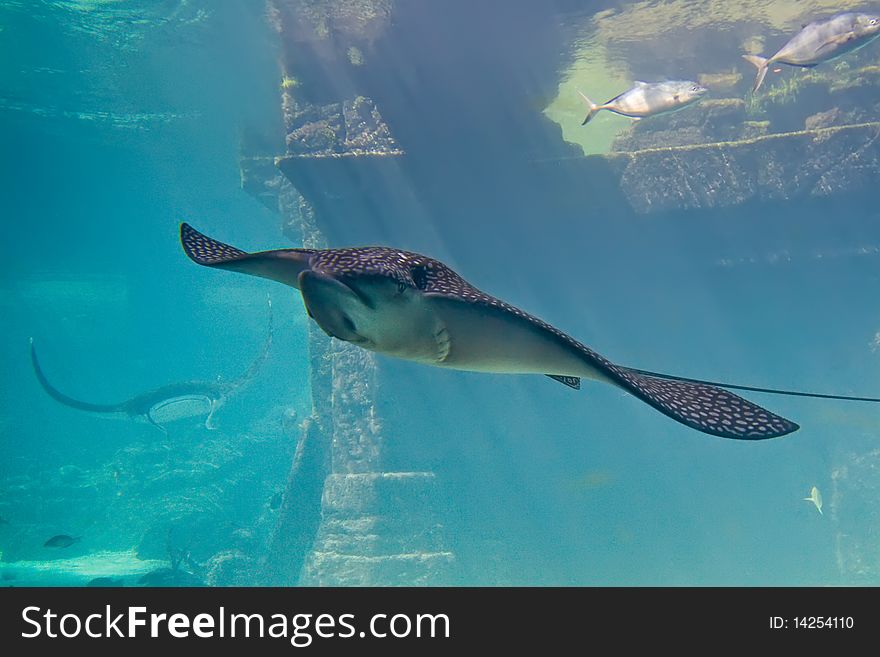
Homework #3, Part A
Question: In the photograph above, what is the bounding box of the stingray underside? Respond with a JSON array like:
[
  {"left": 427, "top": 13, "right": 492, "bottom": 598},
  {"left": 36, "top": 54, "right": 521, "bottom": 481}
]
[
  {"left": 425, "top": 294, "right": 798, "bottom": 440},
  {"left": 180, "top": 224, "right": 799, "bottom": 440}
]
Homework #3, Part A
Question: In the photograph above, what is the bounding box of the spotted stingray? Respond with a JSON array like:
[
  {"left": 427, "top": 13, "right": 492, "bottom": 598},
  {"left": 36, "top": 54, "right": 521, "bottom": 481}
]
[{"left": 180, "top": 223, "right": 798, "bottom": 440}]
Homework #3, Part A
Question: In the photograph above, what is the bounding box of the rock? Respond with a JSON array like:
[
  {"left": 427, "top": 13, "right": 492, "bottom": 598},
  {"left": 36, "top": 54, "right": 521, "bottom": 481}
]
[
  {"left": 284, "top": 96, "right": 402, "bottom": 157},
  {"left": 698, "top": 70, "right": 742, "bottom": 92},
  {"left": 270, "top": 0, "right": 394, "bottom": 48},
  {"left": 805, "top": 108, "right": 841, "bottom": 131},
  {"left": 204, "top": 550, "right": 259, "bottom": 586},
  {"left": 603, "top": 121, "right": 880, "bottom": 213},
  {"left": 302, "top": 551, "right": 456, "bottom": 586},
  {"left": 239, "top": 156, "right": 284, "bottom": 213},
  {"left": 612, "top": 99, "right": 748, "bottom": 152},
  {"left": 299, "top": 473, "right": 455, "bottom": 585},
  {"left": 830, "top": 449, "right": 880, "bottom": 582}
]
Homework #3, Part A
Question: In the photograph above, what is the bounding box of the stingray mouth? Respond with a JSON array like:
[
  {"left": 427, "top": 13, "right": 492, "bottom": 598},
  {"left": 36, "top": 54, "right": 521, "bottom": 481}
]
[
  {"left": 300, "top": 270, "right": 382, "bottom": 346},
  {"left": 340, "top": 318, "right": 369, "bottom": 344},
  {"left": 316, "top": 308, "right": 369, "bottom": 344},
  {"left": 336, "top": 274, "right": 388, "bottom": 310},
  {"left": 329, "top": 305, "right": 372, "bottom": 345}
]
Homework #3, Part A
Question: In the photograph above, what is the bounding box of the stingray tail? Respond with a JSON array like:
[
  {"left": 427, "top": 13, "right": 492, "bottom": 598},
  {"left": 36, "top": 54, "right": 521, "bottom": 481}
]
[
  {"left": 609, "top": 365, "right": 799, "bottom": 439},
  {"left": 577, "top": 91, "right": 600, "bottom": 125},
  {"left": 742, "top": 54, "right": 770, "bottom": 93},
  {"left": 30, "top": 339, "right": 125, "bottom": 414}
]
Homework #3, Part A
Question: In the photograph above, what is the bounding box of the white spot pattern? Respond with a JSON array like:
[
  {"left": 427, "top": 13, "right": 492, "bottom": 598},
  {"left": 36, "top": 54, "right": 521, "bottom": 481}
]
[{"left": 181, "top": 224, "right": 799, "bottom": 440}]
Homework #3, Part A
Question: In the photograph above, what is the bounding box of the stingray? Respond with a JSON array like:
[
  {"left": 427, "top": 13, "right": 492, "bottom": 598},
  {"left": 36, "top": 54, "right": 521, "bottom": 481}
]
[
  {"left": 31, "top": 298, "right": 272, "bottom": 432},
  {"left": 179, "top": 223, "right": 878, "bottom": 440}
]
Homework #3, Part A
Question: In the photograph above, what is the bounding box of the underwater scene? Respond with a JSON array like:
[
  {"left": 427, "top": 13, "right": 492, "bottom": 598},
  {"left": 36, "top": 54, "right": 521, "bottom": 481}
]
[{"left": 2, "top": 0, "right": 880, "bottom": 587}]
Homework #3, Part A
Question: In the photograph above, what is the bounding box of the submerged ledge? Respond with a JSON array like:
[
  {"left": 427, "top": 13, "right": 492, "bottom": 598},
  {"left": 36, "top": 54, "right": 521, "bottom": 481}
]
[
  {"left": 604, "top": 121, "right": 880, "bottom": 160},
  {"left": 531, "top": 120, "right": 880, "bottom": 214},
  {"left": 531, "top": 121, "right": 880, "bottom": 162},
  {"left": 275, "top": 149, "right": 405, "bottom": 163}
]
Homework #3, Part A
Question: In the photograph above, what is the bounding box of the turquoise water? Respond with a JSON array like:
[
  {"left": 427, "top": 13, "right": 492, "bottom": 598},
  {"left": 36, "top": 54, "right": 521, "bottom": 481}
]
[{"left": 1, "top": 0, "right": 879, "bottom": 586}]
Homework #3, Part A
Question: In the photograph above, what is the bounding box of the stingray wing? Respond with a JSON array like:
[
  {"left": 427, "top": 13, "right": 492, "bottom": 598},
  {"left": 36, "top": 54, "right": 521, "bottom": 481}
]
[
  {"left": 611, "top": 366, "right": 798, "bottom": 439},
  {"left": 180, "top": 223, "right": 314, "bottom": 288},
  {"left": 425, "top": 293, "right": 798, "bottom": 440}
]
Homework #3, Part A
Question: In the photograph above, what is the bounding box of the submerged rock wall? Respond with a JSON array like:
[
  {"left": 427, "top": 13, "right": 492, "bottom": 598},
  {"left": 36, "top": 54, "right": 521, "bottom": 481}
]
[
  {"left": 237, "top": 0, "right": 455, "bottom": 586},
  {"left": 831, "top": 448, "right": 880, "bottom": 582},
  {"left": 251, "top": 0, "right": 880, "bottom": 586},
  {"left": 600, "top": 121, "right": 880, "bottom": 214},
  {"left": 261, "top": 183, "right": 453, "bottom": 586}
]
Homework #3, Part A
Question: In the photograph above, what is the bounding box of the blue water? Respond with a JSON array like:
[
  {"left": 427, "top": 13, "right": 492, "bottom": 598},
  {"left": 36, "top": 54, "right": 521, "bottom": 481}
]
[{"left": 1, "top": 0, "right": 879, "bottom": 586}]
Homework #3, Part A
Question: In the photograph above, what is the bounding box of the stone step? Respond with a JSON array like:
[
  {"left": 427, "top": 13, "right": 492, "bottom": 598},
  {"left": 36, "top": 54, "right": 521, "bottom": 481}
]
[
  {"left": 299, "top": 471, "right": 454, "bottom": 585},
  {"left": 301, "top": 551, "right": 455, "bottom": 587}
]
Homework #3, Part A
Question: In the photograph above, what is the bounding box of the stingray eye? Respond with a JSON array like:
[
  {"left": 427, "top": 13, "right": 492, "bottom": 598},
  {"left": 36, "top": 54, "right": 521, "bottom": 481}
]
[
  {"left": 872, "top": 18, "right": 878, "bottom": 25},
  {"left": 410, "top": 265, "right": 428, "bottom": 290},
  {"left": 397, "top": 280, "right": 407, "bottom": 294}
]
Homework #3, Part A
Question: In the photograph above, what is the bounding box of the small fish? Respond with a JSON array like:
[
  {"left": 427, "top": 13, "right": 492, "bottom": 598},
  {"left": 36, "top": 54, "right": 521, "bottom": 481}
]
[
  {"left": 578, "top": 80, "right": 707, "bottom": 125},
  {"left": 744, "top": 12, "right": 880, "bottom": 92},
  {"left": 269, "top": 491, "right": 283, "bottom": 510},
  {"left": 803, "top": 486, "right": 823, "bottom": 515},
  {"left": 87, "top": 577, "right": 124, "bottom": 587},
  {"left": 138, "top": 568, "right": 203, "bottom": 587},
  {"left": 43, "top": 534, "right": 81, "bottom": 548}
]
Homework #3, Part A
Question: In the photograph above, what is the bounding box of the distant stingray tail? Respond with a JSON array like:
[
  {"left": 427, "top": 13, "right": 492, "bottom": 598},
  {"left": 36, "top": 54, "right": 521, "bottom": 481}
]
[
  {"left": 610, "top": 366, "right": 799, "bottom": 439},
  {"left": 577, "top": 90, "right": 600, "bottom": 125},
  {"left": 742, "top": 54, "right": 770, "bottom": 92},
  {"left": 226, "top": 295, "right": 274, "bottom": 396},
  {"left": 30, "top": 339, "right": 124, "bottom": 414}
]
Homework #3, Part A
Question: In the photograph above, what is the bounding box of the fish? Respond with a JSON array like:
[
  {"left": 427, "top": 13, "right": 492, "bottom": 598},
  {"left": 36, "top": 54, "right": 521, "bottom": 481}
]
[
  {"left": 87, "top": 577, "right": 124, "bottom": 587},
  {"left": 43, "top": 534, "right": 80, "bottom": 548},
  {"left": 743, "top": 12, "right": 880, "bottom": 92},
  {"left": 179, "top": 223, "right": 798, "bottom": 440},
  {"left": 578, "top": 80, "right": 707, "bottom": 125},
  {"left": 30, "top": 297, "right": 273, "bottom": 433},
  {"left": 803, "top": 485, "right": 823, "bottom": 515},
  {"left": 137, "top": 568, "right": 203, "bottom": 587}
]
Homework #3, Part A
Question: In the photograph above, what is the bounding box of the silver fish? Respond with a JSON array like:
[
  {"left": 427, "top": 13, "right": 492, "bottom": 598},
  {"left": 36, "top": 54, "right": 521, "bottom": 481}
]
[
  {"left": 803, "top": 485, "right": 823, "bottom": 515},
  {"left": 744, "top": 12, "right": 880, "bottom": 92},
  {"left": 180, "top": 223, "right": 798, "bottom": 440},
  {"left": 578, "top": 80, "right": 707, "bottom": 125}
]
